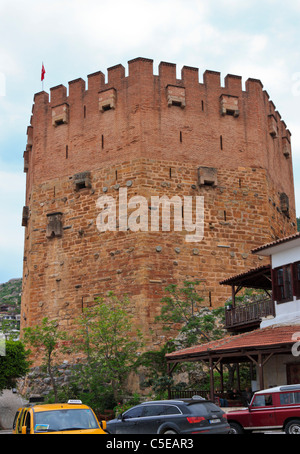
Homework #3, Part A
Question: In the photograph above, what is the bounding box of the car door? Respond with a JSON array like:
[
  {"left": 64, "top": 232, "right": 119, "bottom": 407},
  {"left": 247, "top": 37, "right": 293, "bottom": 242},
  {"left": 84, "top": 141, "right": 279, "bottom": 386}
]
[
  {"left": 21, "top": 409, "right": 32, "bottom": 434},
  {"left": 115, "top": 406, "right": 144, "bottom": 434},
  {"left": 249, "top": 393, "right": 275, "bottom": 430},
  {"left": 139, "top": 405, "right": 166, "bottom": 434}
]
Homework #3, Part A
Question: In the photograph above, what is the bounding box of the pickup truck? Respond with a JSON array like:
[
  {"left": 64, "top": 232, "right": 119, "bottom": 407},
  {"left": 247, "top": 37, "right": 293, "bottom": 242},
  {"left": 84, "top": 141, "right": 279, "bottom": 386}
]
[{"left": 227, "top": 384, "right": 300, "bottom": 434}]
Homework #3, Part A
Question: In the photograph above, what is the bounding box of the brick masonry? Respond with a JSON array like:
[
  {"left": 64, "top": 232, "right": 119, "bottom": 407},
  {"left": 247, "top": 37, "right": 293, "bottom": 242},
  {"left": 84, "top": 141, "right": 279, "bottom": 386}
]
[{"left": 21, "top": 58, "right": 297, "bottom": 350}]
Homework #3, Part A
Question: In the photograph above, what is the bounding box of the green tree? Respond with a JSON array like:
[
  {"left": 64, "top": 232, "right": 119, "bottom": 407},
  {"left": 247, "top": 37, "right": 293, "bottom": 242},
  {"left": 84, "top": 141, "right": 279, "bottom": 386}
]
[
  {"left": 23, "top": 317, "right": 68, "bottom": 402},
  {"left": 156, "top": 280, "right": 225, "bottom": 348},
  {"left": 0, "top": 340, "right": 30, "bottom": 393},
  {"left": 71, "top": 292, "right": 143, "bottom": 404}
]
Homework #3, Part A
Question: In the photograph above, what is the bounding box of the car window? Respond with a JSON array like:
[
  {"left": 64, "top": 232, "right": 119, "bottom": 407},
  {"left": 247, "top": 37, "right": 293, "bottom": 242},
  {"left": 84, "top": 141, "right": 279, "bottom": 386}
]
[
  {"left": 163, "top": 405, "right": 181, "bottom": 415},
  {"left": 16, "top": 409, "right": 25, "bottom": 433},
  {"left": 280, "top": 392, "right": 300, "bottom": 405},
  {"left": 123, "top": 406, "right": 143, "bottom": 419},
  {"left": 252, "top": 394, "right": 273, "bottom": 407},
  {"left": 24, "top": 410, "right": 31, "bottom": 434},
  {"left": 34, "top": 409, "right": 99, "bottom": 432},
  {"left": 143, "top": 405, "right": 166, "bottom": 417},
  {"left": 13, "top": 411, "right": 20, "bottom": 430},
  {"left": 188, "top": 402, "right": 218, "bottom": 416}
]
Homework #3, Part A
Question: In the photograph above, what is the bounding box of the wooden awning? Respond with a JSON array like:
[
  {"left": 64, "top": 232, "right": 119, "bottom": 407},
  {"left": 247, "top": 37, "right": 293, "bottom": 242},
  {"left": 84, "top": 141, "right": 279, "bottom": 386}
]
[{"left": 219, "top": 265, "right": 271, "bottom": 290}]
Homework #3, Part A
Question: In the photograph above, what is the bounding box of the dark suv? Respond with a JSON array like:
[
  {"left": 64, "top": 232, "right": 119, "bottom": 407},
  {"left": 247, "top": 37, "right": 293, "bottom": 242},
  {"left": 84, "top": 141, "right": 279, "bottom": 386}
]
[{"left": 106, "top": 398, "right": 229, "bottom": 434}]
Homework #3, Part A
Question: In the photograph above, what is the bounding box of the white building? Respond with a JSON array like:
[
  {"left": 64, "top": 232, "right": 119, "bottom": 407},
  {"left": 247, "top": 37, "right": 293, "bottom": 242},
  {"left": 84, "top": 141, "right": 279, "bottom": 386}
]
[{"left": 252, "top": 233, "right": 300, "bottom": 328}]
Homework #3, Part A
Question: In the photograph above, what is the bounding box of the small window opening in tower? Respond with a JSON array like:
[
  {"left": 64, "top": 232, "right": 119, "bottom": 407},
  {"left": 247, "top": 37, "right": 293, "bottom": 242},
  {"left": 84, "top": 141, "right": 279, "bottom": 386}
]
[
  {"left": 220, "top": 135, "right": 223, "bottom": 150},
  {"left": 169, "top": 167, "right": 172, "bottom": 178},
  {"left": 75, "top": 181, "right": 87, "bottom": 191},
  {"left": 115, "top": 170, "right": 118, "bottom": 181},
  {"left": 226, "top": 109, "right": 235, "bottom": 116},
  {"left": 102, "top": 104, "right": 112, "bottom": 112},
  {"left": 180, "top": 131, "right": 182, "bottom": 143},
  {"left": 54, "top": 119, "right": 65, "bottom": 126},
  {"left": 84, "top": 105, "right": 86, "bottom": 118},
  {"left": 172, "top": 100, "right": 182, "bottom": 107},
  {"left": 66, "top": 145, "right": 68, "bottom": 159},
  {"left": 201, "top": 100, "right": 204, "bottom": 111},
  {"left": 101, "top": 135, "right": 104, "bottom": 149}
]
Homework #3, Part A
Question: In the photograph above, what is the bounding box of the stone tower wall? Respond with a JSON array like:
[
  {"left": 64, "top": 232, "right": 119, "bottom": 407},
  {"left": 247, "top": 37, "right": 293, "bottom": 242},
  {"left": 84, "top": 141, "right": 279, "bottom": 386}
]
[{"left": 21, "top": 58, "right": 297, "bottom": 346}]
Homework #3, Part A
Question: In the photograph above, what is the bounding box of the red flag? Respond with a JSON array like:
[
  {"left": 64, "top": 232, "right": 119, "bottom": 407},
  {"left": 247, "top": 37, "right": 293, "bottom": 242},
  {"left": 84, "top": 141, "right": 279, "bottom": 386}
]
[{"left": 41, "top": 63, "right": 46, "bottom": 81}]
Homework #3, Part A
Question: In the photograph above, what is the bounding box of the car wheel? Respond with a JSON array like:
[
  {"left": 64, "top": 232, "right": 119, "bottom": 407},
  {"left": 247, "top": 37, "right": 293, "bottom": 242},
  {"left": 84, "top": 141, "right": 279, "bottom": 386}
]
[
  {"left": 228, "top": 422, "right": 244, "bottom": 434},
  {"left": 285, "top": 419, "right": 300, "bottom": 434},
  {"left": 163, "top": 429, "right": 177, "bottom": 434}
]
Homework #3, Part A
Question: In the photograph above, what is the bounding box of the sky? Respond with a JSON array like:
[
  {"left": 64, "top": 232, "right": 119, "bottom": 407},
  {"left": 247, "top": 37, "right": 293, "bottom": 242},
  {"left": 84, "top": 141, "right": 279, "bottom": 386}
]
[{"left": 0, "top": 0, "right": 300, "bottom": 283}]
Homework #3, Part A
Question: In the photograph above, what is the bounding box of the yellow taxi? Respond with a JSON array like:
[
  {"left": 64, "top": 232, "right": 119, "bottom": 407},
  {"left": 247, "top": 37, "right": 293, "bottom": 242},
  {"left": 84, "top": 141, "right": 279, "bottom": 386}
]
[{"left": 13, "top": 400, "right": 107, "bottom": 434}]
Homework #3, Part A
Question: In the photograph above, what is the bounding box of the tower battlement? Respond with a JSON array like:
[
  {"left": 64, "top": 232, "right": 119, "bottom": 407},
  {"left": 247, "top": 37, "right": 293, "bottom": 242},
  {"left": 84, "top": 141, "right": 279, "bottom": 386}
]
[
  {"left": 32, "top": 57, "right": 290, "bottom": 133},
  {"left": 25, "top": 58, "right": 293, "bottom": 210}
]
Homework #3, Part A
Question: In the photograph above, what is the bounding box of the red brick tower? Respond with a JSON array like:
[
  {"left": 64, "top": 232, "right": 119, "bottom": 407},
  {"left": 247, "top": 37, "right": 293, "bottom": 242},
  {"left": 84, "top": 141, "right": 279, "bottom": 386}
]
[{"left": 21, "top": 58, "right": 296, "bottom": 346}]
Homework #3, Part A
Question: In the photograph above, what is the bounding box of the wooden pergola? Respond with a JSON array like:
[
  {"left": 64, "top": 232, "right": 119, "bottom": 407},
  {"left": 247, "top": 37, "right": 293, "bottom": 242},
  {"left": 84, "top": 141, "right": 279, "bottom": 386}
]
[{"left": 166, "top": 324, "right": 299, "bottom": 400}]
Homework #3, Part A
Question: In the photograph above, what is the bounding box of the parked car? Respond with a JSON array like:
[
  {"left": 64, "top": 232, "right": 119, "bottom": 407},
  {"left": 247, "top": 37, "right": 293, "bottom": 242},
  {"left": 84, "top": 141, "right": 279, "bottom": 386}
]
[
  {"left": 12, "top": 407, "right": 28, "bottom": 434},
  {"left": 106, "top": 397, "right": 230, "bottom": 434},
  {"left": 13, "top": 400, "right": 107, "bottom": 434},
  {"left": 227, "top": 384, "right": 300, "bottom": 434}
]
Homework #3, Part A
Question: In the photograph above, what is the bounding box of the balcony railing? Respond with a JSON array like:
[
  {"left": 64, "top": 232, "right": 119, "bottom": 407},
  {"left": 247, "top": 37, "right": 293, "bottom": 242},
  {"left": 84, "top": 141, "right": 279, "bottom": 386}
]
[{"left": 225, "top": 298, "right": 275, "bottom": 330}]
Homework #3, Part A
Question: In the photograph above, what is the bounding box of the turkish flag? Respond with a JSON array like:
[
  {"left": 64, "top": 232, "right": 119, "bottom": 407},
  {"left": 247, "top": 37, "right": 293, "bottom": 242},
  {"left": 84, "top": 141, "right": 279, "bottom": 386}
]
[{"left": 41, "top": 63, "right": 46, "bottom": 81}]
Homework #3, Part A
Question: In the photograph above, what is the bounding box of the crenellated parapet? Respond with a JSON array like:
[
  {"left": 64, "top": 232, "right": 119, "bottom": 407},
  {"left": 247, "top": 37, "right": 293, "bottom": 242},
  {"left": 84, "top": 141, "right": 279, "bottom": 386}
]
[{"left": 24, "top": 57, "right": 294, "bottom": 211}]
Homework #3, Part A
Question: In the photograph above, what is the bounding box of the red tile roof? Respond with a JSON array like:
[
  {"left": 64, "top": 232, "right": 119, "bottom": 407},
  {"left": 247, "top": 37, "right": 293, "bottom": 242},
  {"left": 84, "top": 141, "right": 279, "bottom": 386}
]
[
  {"left": 252, "top": 232, "right": 300, "bottom": 254},
  {"left": 166, "top": 324, "right": 300, "bottom": 360}
]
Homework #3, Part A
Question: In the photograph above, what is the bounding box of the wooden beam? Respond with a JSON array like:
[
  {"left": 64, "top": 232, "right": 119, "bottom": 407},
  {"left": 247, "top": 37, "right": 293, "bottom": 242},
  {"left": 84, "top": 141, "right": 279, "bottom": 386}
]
[
  {"left": 209, "top": 355, "right": 214, "bottom": 401},
  {"left": 166, "top": 345, "right": 292, "bottom": 364},
  {"left": 258, "top": 352, "right": 264, "bottom": 390},
  {"left": 262, "top": 352, "right": 274, "bottom": 366}
]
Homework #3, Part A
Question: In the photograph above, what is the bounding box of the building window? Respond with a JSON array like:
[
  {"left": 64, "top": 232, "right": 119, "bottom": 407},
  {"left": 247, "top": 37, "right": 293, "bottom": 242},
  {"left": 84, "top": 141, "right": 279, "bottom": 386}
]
[
  {"left": 273, "top": 265, "right": 293, "bottom": 303},
  {"left": 220, "top": 94, "right": 239, "bottom": 117},
  {"left": 166, "top": 85, "right": 186, "bottom": 109},
  {"left": 293, "top": 262, "right": 300, "bottom": 299},
  {"left": 46, "top": 212, "right": 63, "bottom": 239},
  {"left": 280, "top": 192, "right": 289, "bottom": 217},
  {"left": 52, "top": 103, "right": 69, "bottom": 126},
  {"left": 99, "top": 88, "right": 117, "bottom": 112},
  {"left": 73, "top": 171, "right": 92, "bottom": 191}
]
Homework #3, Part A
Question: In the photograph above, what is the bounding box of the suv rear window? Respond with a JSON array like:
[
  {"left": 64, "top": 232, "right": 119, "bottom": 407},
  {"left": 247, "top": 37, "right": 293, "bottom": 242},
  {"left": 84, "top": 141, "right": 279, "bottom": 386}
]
[
  {"left": 188, "top": 402, "right": 220, "bottom": 415},
  {"left": 280, "top": 392, "right": 300, "bottom": 405}
]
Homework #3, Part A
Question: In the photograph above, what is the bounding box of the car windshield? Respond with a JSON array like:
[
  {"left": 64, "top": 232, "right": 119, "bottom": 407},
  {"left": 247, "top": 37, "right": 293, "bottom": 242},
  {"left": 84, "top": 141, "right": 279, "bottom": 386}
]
[{"left": 34, "top": 409, "right": 99, "bottom": 432}]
